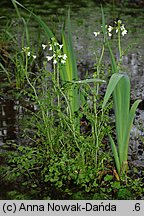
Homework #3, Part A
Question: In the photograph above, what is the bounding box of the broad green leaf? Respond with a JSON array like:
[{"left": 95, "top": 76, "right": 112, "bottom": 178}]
[
  {"left": 114, "top": 75, "right": 130, "bottom": 161},
  {"left": 61, "top": 9, "right": 78, "bottom": 83},
  {"left": 60, "top": 10, "right": 79, "bottom": 131},
  {"left": 102, "top": 73, "right": 124, "bottom": 109},
  {"left": 122, "top": 99, "right": 141, "bottom": 163}
]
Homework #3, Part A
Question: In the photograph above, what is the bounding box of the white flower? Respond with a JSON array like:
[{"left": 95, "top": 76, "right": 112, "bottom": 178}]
[
  {"left": 63, "top": 54, "right": 67, "bottom": 60},
  {"left": 93, "top": 31, "right": 100, "bottom": 37},
  {"left": 61, "top": 59, "right": 66, "bottom": 64},
  {"left": 42, "top": 44, "right": 47, "bottom": 50},
  {"left": 115, "top": 19, "right": 122, "bottom": 25},
  {"left": 116, "top": 28, "right": 119, "bottom": 33},
  {"left": 22, "top": 47, "right": 30, "bottom": 52},
  {"left": 59, "top": 44, "right": 63, "bottom": 49},
  {"left": 117, "top": 20, "right": 122, "bottom": 25},
  {"left": 46, "top": 55, "right": 53, "bottom": 61},
  {"left": 58, "top": 54, "right": 62, "bottom": 58},
  {"left": 120, "top": 24, "right": 127, "bottom": 36},
  {"left": 108, "top": 32, "right": 112, "bottom": 37},
  {"left": 32, "top": 55, "right": 36, "bottom": 59},
  {"left": 53, "top": 59, "right": 57, "bottom": 64},
  {"left": 49, "top": 44, "right": 52, "bottom": 51},
  {"left": 108, "top": 25, "right": 113, "bottom": 32},
  {"left": 54, "top": 41, "right": 59, "bottom": 46},
  {"left": 27, "top": 52, "right": 31, "bottom": 57},
  {"left": 121, "top": 29, "right": 127, "bottom": 36},
  {"left": 120, "top": 25, "right": 125, "bottom": 31}
]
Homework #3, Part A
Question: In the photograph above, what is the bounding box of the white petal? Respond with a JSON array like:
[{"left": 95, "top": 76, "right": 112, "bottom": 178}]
[
  {"left": 93, "top": 31, "right": 100, "bottom": 37},
  {"left": 117, "top": 20, "right": 122, "bottom": 24},
  {"left": 58, "top": 55, "right": 62, "bottom": 58},
  {"left": 46, "top": 56, "right": 53, "bottom": 61},
  {"left": 33, "top": 55, "right": 36, "bottom": 59},
  {"left": 42, "top": 44, "right": 47, "bottom": 50},
  {"left": 59, "top": 44, "right": 63, "bottom": 49},
  {"left": 53, "top": 59, "right": 57, "bottom": 64},
  {"left": 49, "top": 45, "right": 52, "bottom": 50},
  {"left": 61, "top": 59, "right": 66, "bottom": 64},
  {"left": 108, "top": 25, "right": 113, "bottom": 32},
  {"left": 108, "top": 32, "right": 112, "bottom": 37},
  {"left": 121, "top": 25, "right": 125, "bottom": 31},
  {"left": 122, "top": 29, "right": 127, "bottom": 36},
  {"left": 63, "top": 54, "right": 67, "bottom": 60}
]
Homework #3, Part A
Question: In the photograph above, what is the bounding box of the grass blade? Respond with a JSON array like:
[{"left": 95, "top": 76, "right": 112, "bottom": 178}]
[
  {"left": 109, "top": 134, "right": 120, "bottom": 175},
  {"left": 12, "top": 0, "right": 54, "bottom": 40},
  {"left": 11, "top": 0, "right": 21, "bottom": 19}
]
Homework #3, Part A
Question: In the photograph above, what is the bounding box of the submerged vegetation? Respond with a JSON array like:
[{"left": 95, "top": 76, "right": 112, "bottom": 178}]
[{"left": 0, "top": 0, "right": 144, "bottom": 200}]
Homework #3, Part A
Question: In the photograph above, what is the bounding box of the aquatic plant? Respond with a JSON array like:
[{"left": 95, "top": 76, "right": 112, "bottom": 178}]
[
  {"left": 101, "top": 7, "right": 141, "bottom": 176},
  {"left": 102, "top": 73, "right": 141, "bottom": 176}
]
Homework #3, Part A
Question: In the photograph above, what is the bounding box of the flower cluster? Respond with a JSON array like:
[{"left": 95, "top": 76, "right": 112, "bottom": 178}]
[
  {"left": 107, "top": 25, "right": 113, "bottom": 37},
  {"left": 93, "top": 19, "right": 127, "bottom": 38},
  {"left": 115, "top": 20, "right": 127, "bottom": 36},
  {"left": 42, "top": 37, "right": 67, "bottom": 65},
  {"left": 22, "top": 47, "right": 36, "bottom": 59}
]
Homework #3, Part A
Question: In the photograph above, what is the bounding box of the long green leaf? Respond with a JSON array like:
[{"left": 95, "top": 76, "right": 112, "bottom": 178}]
[
  {"left": 61, "top": 33, "right": 69, "bottom": 81},
  {"left": 61, "top": 10, "right": 78, "bottom": 83},
  {"left": 115, "top": 75, "right": 130, "bottom": 164},
  {"left": 67, "top": 9, "right": 78, "bottom": 81},
  {"left": 102, "top": 73, "right": 124, "bottom": 109},
  {"left": 61, "top": 9, "right": 79, "bottom": 117},
  {"left": 71, "top": 78, "right": 106, "bottom": 84},
  {"left": 11, "top": 0, "right": 21, "bottom": 19},
  {"left": 109, "top": 134, "right": 120, "bottom": 175},
  {"left": 12, "top": 0, "right": 54, "bottom": 40},
  {"left": 122, "top": 99, "right": 141, "bottom": 163},
  {"left": 22, "top": 18, "right": 30, "bottom": 47}
]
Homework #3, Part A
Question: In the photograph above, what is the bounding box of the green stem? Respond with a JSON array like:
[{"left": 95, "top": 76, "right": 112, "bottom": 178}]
[
  {"left": 118, "top": 28, "right": 122, "bottom": 60},
  {"left": 25, "top": 54, "right": 53, "bottom": 152},
  {"left": 93, "top": 43, "right": 105, "bottom": 167}
]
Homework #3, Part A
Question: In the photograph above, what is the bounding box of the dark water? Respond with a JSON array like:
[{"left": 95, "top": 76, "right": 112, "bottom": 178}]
[{"left": 0, "top": 0, "right": 144, "bottom": 166}]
